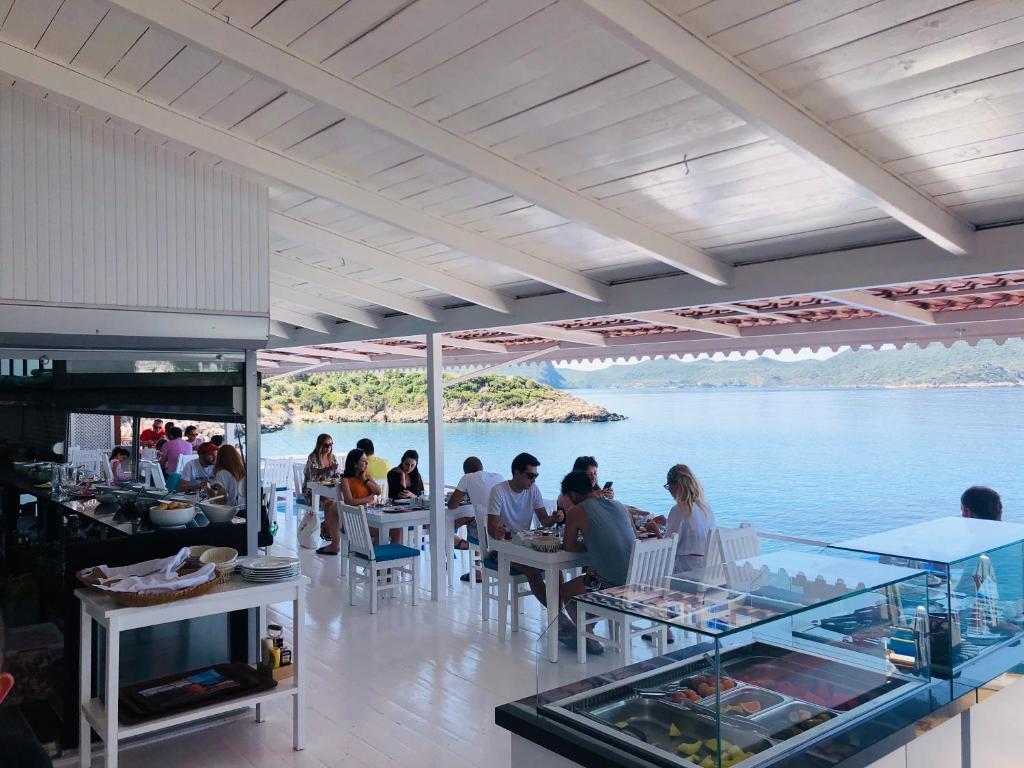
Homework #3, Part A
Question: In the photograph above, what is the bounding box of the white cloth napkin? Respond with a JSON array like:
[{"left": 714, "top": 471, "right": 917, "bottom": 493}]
[{"left": 82, "top": 547, "right": 216, "bottom": 593}]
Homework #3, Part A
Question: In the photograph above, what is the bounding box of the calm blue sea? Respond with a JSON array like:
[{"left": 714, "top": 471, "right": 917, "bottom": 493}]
[{"left": 260, "top": 387, "right": 1024, "bottom": 542}]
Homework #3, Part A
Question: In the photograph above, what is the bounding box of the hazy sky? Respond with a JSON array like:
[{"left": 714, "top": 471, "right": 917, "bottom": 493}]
[{"left": 556, "top": 346, "right": 843, "bottom": 371}]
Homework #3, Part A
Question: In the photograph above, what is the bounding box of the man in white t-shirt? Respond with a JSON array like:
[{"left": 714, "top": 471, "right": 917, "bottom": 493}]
[
  {"left": 178, "top": 442, "right": 217, "bottom": 491},
  {"left": 487, "top": 452, "right": 565, "bottom": 607},
  {"left": 448, "top": 456, "right": 505, "bottom": 582}
]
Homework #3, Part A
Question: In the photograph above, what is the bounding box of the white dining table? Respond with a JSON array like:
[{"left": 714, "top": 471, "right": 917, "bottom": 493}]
[{"left": 489, "top": 538, "right": 590, "bottom": 663}]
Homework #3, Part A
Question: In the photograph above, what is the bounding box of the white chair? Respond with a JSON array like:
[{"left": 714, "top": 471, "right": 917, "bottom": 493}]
[
  {"left": 99, "top": 455, "right": 114, "bottom": 483},
  {"left": 576, "top": 534, "right": 680, "bottom": 664},
  {"left": 140, "top": 447, "right": 158, "bottom": 462},
  {"left": 176, "top": 453, "right": 194, "bottom": 473},
  {"left": 70, "top": 448, "right": 104, "bottom": 477},
  {"left": 261, "top": 459, "right": 294, "bottom": 517},
  {"left": 141, "top": 460, "right": 165, "bottom": 490},
  {"left": 477, "top": 507, "right": 532, "bottom": 631},
  {"left": 700, "top": 525, "right": 761, "bottom": 588},
  {"left": 341, "top": 503, "right": 419, "bottom": 613},
  {"left": 291, "top": 462, "right": 313, "bottom": 515}
]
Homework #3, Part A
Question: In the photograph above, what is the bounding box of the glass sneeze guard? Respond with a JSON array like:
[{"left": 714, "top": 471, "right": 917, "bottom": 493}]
[
  {"left": 536, "top": 550, "right": 934, "bottom": 768},
  {"left": 831, "top": 516, "right": 1024, "bottom": 696}
]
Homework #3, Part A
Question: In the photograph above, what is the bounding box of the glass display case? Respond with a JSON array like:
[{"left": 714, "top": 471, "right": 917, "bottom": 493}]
[
  {"left": 830, "top": 516, "right": 1024, "bottom": 697},
  {"left": 536, "top": 551, "right": 934, "bottom": 768}
]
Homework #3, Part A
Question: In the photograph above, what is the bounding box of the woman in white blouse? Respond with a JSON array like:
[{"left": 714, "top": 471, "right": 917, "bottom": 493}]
[
  {"left": 663, "top": 464, "right": 717, "bottom": 576},
  {"left": 210, "top": 444, "right": 245, "bottom": 507}
]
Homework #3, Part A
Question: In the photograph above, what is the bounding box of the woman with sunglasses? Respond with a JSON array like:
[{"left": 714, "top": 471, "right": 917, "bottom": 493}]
[
  {"left": 663, "top": 464, "right": 716, "bottom": 576},
  {"left": 304, "top": 433, "right": 341, "bottom": 555}
]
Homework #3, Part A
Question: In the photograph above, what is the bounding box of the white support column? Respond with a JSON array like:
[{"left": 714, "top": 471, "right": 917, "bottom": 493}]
[
  {"left": 243, "top": 349, "right": 262, "bottom": 663},
  {"left": 425, "top": 332, "right": 445, "bottom": 601},
  {"left": 244, "top": 349, "right": 260, "bottom": 557}
]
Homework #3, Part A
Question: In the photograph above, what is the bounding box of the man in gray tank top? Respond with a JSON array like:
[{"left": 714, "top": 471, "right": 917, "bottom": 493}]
[{"left": 557, "top": 471, "right": 639, "bottom": 653}]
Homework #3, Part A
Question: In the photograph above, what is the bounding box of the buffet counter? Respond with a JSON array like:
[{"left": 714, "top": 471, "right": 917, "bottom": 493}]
[
  {"left": 0, "top": 465, "right": 249, "bottom": 755},
  {"left": 499, "top": 524, "right": 1024, "bottom": 768}
]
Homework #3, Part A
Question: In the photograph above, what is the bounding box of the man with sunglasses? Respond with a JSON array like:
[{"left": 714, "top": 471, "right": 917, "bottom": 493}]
[{"left": 487, "top": 452, "right": 565, "bottom": 608}]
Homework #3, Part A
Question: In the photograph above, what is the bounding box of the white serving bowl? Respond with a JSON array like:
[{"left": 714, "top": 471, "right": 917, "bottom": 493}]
[
  {"left": 199, "top": 502, "right": 238, "bottom": 524},
  {"left": 149, "top": 505, "right": 197, "bottom": 528}
]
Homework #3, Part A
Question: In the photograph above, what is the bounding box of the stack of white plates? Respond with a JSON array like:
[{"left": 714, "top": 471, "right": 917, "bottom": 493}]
[{"left": 237, "top": 556, "right": 300, "bottom": 582}]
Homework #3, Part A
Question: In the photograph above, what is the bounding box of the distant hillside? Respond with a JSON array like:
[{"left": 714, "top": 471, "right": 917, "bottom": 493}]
[
  {"left": 261, "top": 370, "right": 623, "bottom": 426},
  {"left": 516, "top": 339, "right": 1024, "bottom": 390}
]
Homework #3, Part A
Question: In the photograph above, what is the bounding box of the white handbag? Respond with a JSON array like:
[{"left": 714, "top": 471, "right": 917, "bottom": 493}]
[{"left": 297, "top": 508, "right": 319, "bottom": 549}]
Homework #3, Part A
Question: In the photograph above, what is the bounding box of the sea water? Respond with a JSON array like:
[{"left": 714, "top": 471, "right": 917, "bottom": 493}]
[{"left": 260, "top": 387, "right": 1024, "bottom": 542}]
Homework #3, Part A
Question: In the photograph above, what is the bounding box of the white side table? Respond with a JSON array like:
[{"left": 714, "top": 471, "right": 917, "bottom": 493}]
[{"left": 77, "top": 575, "right": 309, "bottom": 768}]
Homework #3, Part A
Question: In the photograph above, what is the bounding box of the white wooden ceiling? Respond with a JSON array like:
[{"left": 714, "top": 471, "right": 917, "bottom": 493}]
[{"left": 0, "top": 0, "right": 1022, "bottom": 348}]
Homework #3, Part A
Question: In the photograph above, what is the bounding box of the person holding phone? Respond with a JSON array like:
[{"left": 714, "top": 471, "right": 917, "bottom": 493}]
[{"left": 556, "top": 456, "right": 612, "bottom": 516}]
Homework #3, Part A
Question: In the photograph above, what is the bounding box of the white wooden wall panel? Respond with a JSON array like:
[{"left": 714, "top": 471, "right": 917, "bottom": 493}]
[{"left": 0, "top": 86, "right": 268, "bottom": 314}]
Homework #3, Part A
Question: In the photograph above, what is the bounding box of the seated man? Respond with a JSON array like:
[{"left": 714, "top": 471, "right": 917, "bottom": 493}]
[
  {"left": 184, "top": 424, "right": 203, "bottom": 449},
  {"left": 487, "top": 452, "right": 564, "bottom": 607},
  {"left": 356, "top": 438, "right": 390, "bottom": 484},
  {"left": 139, "top": 418, "right": 164, "bottom": 447},
  {"left": 158, "top": 426, "right": 193, "bottom": 476},
  {"left": 961, "top": 486, "right": 1002, "bottom": 521},
  {"left": 179, "top": 442, "right": 218, "bottom": 492},
  {"left": 559, "top": 470, "right": 639, "bottom": 653},
  {"left": 449, "top": 456, "right": 504, "bottom": 581}
]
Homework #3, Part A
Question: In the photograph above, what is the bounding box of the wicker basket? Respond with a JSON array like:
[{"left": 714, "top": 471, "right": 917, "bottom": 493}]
[{"left": 76, "top": 563, "right": 218, "bottom": 607}]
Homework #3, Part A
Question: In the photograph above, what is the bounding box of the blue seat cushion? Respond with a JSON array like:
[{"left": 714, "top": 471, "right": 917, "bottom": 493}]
[
  {"left": 352, "top": 543, "right": 421, "bottom": 563},
  {"left": 482, "top": 557, "right": 523, "bottom": 577},
  {"left": 466, "top": 534, "right": 479, "bottom": 546}
]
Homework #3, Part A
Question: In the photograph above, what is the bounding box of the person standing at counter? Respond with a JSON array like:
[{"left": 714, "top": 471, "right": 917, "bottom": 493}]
[
  {"left": 387, "top": 449, "right": 424, "bottom": 499},
  {"left": 139, "top": 418, "right": 164, "bottom": 447},
  {"left": 210, "top": 444, "right": 245, "bottom": 506},
  {"left": 179, "top": 442, "right": 217, "bottom": 491},
  {"left": 663, "top": 464, "right": 716, "bottom": 576},
  {"left": 159, "top": 426, "right": 193, "bottom": 476}
]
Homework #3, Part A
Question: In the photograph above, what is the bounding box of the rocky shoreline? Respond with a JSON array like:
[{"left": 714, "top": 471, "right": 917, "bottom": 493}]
[{"left": 260, "top": 393, "right": 624, "bottom": 431}]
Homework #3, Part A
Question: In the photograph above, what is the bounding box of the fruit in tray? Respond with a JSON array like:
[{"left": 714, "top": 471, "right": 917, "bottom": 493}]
[
  {"left": 722, "top": 699, "right": 762, "bottom": 715},
  {"left": 155, "top": 501, "right": 191, "bottom": 510},
  {"left": 675, "top": 740, "right": 701, "bottom": 756},
  {"left": 672, "top": 688, "right": 702, "bottom": 703},
  {"left": 669, "top": 723, "right": 683, "bottom": 738}
]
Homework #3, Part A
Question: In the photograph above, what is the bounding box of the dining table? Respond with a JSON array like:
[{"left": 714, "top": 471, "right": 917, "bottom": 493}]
[
  {"left": 489, "top": 537, "right": 591, "bottom": 663},
  {"left": 309, "top": 481, "right": 430, "bottom": 564}
]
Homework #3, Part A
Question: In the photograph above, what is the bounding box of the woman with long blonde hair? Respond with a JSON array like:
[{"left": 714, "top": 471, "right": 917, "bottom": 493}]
[{"left": 663, "top": 464, "right": 717, "bottom": 575}]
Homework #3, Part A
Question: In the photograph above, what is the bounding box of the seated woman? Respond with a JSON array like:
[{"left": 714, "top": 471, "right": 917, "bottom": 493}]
[
  {"left": 663, "top": 464, "right": 717, "bottom": 576},
  {"left": 304, "top": 434, "right": 342, "bottom": 556},
  {"left": 340, "top": 448, "right": 400, "bottom": 545},
  {"left": 386, "top": 449, "right": 424, "bottom": 500},
  {"left": 210, "top": 444, "right": 245, "bottom": 507},
  {"left": 109, "top": 447, "right": 131, "bottom": 481}
]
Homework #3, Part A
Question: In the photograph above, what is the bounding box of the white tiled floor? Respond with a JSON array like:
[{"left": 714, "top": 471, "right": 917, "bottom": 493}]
[{"left": 108, "top": 512, "right": 638, "bottom": 768}]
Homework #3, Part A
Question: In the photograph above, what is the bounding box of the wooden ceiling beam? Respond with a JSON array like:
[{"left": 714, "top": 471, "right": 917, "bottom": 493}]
[{"left": 576, "top": 0, "right": 976, "bottom": 256}]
